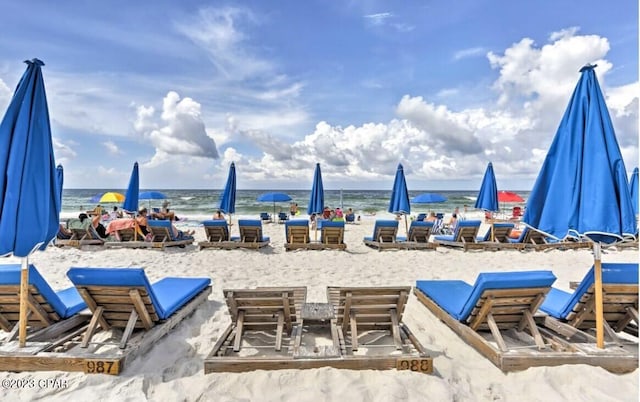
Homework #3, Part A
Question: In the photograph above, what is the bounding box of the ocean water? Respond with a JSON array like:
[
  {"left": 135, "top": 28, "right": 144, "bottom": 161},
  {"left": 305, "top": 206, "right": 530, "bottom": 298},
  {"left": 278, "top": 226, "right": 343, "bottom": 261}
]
[{"left": 62, "top": 189, "right": 529, "bottom": 222}]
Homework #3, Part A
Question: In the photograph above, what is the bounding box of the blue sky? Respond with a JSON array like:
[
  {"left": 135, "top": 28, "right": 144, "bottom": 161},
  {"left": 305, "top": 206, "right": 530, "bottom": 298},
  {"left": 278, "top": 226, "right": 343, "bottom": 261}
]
[{"left": 0, "top": 1, "right": 637, "bottom": 191}]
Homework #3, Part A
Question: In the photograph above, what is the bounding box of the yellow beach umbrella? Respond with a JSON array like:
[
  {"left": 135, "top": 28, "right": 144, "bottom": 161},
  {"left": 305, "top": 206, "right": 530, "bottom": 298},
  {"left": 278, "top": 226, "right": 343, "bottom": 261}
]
[{"left": 90, "top": 192, "right": 125, "bottom": 203}]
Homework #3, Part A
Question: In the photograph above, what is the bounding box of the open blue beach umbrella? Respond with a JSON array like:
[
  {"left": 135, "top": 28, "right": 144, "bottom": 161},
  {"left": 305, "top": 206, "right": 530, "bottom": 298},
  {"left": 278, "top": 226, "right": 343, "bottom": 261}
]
[
  {"left": 122, "top": 162, "right": 139, "bottom": 213},
  {"left": 0, "top": 59, "right": 59, "bottom": 346},
  {"left": 388, "top": 163, "right": 410, "bottom": 215},
  {"left": 523, "top": 65, "right": 636, "bottom": 244},
  {"left": 139, "top": 191, "right": 167, "bottom": 200},
  {"left": 307, "top": 163, "right": 324, "bottom": 215},
  {"left": 219, "top": 162, "right": 236, "bottom": 214},
  {"left": 411, "top": 193, "right": 447, "bottom": 204},
  {"left": 630, "top": 167, "right": 639, "bottom": 218},
  {"left": 474, "top": 162, "right": 499, "bottom": 212},
  {"left": 257, "top": 192, "right": 292, "bottom": 218}
]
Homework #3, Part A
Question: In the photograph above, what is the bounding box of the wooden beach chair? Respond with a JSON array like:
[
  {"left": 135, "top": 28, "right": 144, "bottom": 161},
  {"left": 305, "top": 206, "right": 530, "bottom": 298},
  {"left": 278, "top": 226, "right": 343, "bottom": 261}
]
[
  {"left": 397, "top": 221, "right": 437, "bottom": 250},
  {"left": 146, "top": 220, "right": 194, "bottom": 249},
  {"left": 319, "top": 221, "right": 347, "bottom": 250},
  {"left": 198, "top": 220, "right": 239, "bottom": 250},
  {"left": 363, "top": 220, "right": 402, "bottom": 250},
  {"left": 507, "top": 226, "right": 592, "bottom": 251},
  {"left": 236, "top": 219, "right": 270, "bottom": 249},
  {"left": 55, "top": 219, "right": 105, "bottom": 249},
  {"left": 205, "top": 286, "right": 432, "bottom": 374},
  {"left": 284, "top": 220, "right": 316, "bottom": 251},
  {"left": 103, "top": 219, "right": 150, "bottom": 249},
  {"left": 414, "top": 270, "right": 637, "bottom": 372},
  {"left": 0, "top": 264, "right": 88, "bottom": 336},
  {"left": 433, "top": 220, "right": 484, "bottom": 251},
  {"left": 538, "top": 263, "right": 639, "bottom": 341}
]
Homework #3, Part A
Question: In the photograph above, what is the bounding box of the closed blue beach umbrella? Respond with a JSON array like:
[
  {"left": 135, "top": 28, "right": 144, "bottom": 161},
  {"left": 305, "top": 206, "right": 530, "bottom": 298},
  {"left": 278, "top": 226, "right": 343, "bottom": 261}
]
[
  {"left": 122, "top": 162, "right": 139, "bottom": 213},
  {"left": 219, "top": 162, "right": 236, "bottom": 214},
  {"left": 523, "top": 65, "right": 635, "bottom": 244},
  {"left": 523, "top": 65, "right": 636, "bottom": 348},
  {"left": 388, "top": 163, "right": 410, "bottom": 215},
  {"left": 475, "top": 162, "right": 499, "bottom": 212},
  {"left": 0, "top": 59, "right": 60, "bottom": 346},
  {"left": 55, "top": 164, "right": 64, "bottom": 210},
  {"left": 307, "top": 163, "right": 324, "bottom": 215},
  {"left": 630, "top": 167, "right": 638, "bottom": 218}
]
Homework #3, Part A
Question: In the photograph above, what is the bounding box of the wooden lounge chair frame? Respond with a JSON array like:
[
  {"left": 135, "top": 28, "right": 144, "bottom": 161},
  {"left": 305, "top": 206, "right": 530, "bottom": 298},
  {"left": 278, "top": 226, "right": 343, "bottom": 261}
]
[
  {"left": 363, "top": 222, "right": 404, "bottom": 251},
  {"left": 319, "top": 224, "right": 347, "bottom": 250},
  {"left": 284, "top": 221, "right": 322, "bottom": 251},
  {"left": 414, "top": 285, "right": 638, "bottom": 373},
  {"left": 434, "top": 222, "right": 484, "bottom": 251},
  {"left": 237, "top": 223, "right": 270, "bottom": 249},
  {"left": 56, "top": 226, "right": 104, "bottom": 249},
  {"left": 198, "top": 221, "right": 240, "bottom": 250},
  {"left": 399, "top": 222, "right": 437, "bottom": 250},
  {"left": 205, "top": 286, "right": 432, "bottom": 374}
]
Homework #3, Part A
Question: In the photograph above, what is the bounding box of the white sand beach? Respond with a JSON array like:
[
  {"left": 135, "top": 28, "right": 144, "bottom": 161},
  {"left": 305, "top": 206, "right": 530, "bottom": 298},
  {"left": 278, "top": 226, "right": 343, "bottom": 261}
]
[{"left": 0, "top": 220, "right": 637, "bottom": 402}]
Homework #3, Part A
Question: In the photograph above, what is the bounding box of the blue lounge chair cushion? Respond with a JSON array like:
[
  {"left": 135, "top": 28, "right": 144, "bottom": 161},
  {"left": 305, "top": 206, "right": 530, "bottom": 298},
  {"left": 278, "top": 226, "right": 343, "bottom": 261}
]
[
  {"left": 238, "top": 219, "right": 269, "bottom": 242},
  {"left": 67, "top": 267, "right": 211, "bottom": 320},
  {"left": 0, "top": 264, "right": 86, "bottom": 318},
  {"left": 321, "top": 221, "right": 345, "bottom": 229},
  {"left": 398, "top": 221, "right": 433, "bottom": 241},
  {"left": 202, "top": 220, "right": 228, "bottom": 227},
  {"left": 539, "top": 263, "right": 639, "bottom": 319},
  {"left": 148, "top": 220, "right": 194, "bottom": 241},
  {"left": 285, "top": 219, "right": 309, "bottom": 235},
  {"left": 416, "top": 270, "right": 557, "bottom": 321},
  {"left": 477, "top": 223, "right": 514, "bottom": 241},
  {"left": 434, "top": 220, "right": 481, "bottom": 242},
  {"left": 363, "top": 220, "right": 398, "bottom": 241}
]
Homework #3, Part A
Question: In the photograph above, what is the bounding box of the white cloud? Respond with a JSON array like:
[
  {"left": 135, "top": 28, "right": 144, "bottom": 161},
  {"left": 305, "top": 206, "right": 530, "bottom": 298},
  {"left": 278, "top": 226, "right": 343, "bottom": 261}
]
[
  {"left": 52, "top": 137, "right": 77, "bottom": 165},
  {"left": 453, "top": 47, "right": 486, "bottom": 61},
  {"left": 0, "top": 78, "right": 10, "bottom": 114},
  {"left": 363, "top": 13, "right": 393, "bottom": 25},
  {"left": 102, "top": 141, "right": 121, "bottom": 155},
  {"left": 135, "top": 91, "right": 219, "bottom": 159}
]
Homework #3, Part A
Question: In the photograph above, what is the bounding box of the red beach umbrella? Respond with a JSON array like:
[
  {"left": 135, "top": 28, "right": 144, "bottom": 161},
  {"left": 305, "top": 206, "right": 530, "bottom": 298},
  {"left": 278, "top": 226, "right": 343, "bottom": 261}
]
[{"left": 497, "top": 191, "right": 524, "bottom": 203}]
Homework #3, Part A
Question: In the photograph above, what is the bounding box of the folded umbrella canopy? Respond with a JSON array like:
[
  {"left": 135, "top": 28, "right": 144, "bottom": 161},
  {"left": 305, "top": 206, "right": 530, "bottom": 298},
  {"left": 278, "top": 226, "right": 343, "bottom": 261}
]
[
  {"left": 475, "top": 162, "right": 499, "bottom": 212},
  {"left": 122, "top": 162, "right": 139, "bottom": 213},
  {"left": 0, "top": 59, "right": 59, "bottom": 346},
  {"left": 630, "top": 167, "right": 638, "bottom": 218},
  {"left": 307, "top": 163, "right": 325, "bottom": 216},
  {"left": 219, "top": 162, "right": 236, "bottom": 215},
  {"left": 388, "top": 163, "right": 410, "bottom": 235}
]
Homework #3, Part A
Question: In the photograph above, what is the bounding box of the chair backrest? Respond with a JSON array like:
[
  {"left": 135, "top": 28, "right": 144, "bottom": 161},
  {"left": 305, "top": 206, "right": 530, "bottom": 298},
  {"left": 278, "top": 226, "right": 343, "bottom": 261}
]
[
  {"left": 260, "top": 212, "right": 270, "bottom": 221},
  {"left": 147, "top": 220, "right": 175, "bottom": 241},
  {"left": 224, "top": 287, "right": 307, "bottom": 332},
  {"left": 371, "top": 220, "right": 398, "bottom": 242},
  {"left": 345, "top": 214, "right": 355, "bottom": 223},
  {"left": 454, "top": 271, "right": 556, "bottom": 325},
  {"left": 480, "top": 222, "right": 514, "bottom": 242},
  {"left": 408, "top": 221, "right": 434, "bottom": 242},
  {"left": 320, "top": 220, "right": 345, "bottom": 244},
  {"left": 519, "top": 226, "right": 548, "bottom": 245},
  {"left": 285, "top": 220, "right": 310, "bottom": 244},
  {"left": 238, "top": 219, "right": 264, "bottom": 242},
  {"left": 452, "top": 220, "right": 481, "bottom": 242},
  {"left": 202, "top": 220, "right": 230, "bottom": 242},
  {"left": 554, "top": 263, "right": 638, "bottom": 331},
  {"left": 327, "top": 286, "right": 410, "bottom": 331},
  {"left": 278, "top": 212, "right": 288, "bottom": 221},
  {"left": 416, "top": 213, "right": 427, "bottom": 222},
  {"left": 0, "top": 264, "right": 79, "bottom": 328}
]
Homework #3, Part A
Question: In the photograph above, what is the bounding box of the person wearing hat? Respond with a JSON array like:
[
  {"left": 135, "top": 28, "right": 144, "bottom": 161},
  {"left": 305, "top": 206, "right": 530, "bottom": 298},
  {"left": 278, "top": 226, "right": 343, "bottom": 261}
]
[{"left": 152, "top": 200, "right": 176, "bottom": 221}]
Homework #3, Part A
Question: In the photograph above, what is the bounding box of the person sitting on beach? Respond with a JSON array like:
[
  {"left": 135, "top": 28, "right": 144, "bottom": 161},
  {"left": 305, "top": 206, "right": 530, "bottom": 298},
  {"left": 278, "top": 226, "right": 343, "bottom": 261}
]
[
  {"left": 212, "top": 210, "right": 225, "bottom": 220},
  {"left": 344, "top": 208, "right": 355, "bottom": 222},
  {"left": 79, "top": 212, "right": 108, "bottom": 239},
  {"left": 447, "top": 213, "right": 458, "bottom": 233},
  {"left": 136, "top": 208, "right": 150, "bottom": 236},
  {"left": 322, "top": 207, "right": 331, "bottom": 220},
  {"left": 289, "top": 202, "right": 299, "bottom": 217},
  {"left": 57, "top": 223, "right": 73, "bottom": 239},
  {"left": 426, "top": 212, "right": 437, "bottom": 222},
  {"left": 152, "top": 201, "right": 176, "bottom": 221},
  {"left": 87, "top": 204, "right": 103, "bottom": 217},
  {"left": 109, "top": 206, "right": 123, "bottom": 221}
]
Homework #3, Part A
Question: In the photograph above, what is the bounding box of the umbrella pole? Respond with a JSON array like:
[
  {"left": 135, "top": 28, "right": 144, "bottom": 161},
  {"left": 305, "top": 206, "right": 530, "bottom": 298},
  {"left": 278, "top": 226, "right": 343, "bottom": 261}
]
[
  {"left": 19, "top": 257, "right": 29, "bottom": 347},
  {"left": 593, "top": 242, "right": 605, "bottom": 349},
  {"left": 404, "top": 214, "right": 409, "bottom": 238}
]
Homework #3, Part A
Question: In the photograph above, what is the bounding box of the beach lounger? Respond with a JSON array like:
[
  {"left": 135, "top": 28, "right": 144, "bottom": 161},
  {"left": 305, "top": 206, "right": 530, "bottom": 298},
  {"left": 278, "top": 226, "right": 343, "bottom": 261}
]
[
  {"left": 414, "top": 270, "right": 637, "bottom": 372},
  {"left": 433, "top": 220, "right": 483, "bottom": 251},
  {"left": 363, "top": 220, "right": 402, "bottom": 250},
  {"left": 476, "top": 222, "right": 514, "bottom": 243},
  {"left": 416, "top": 213, "right": 427, "bottom": 222},
  {"left": 66, "top": 267, "right": 211, "bottom": 349},
  {"left": 146, "top": 220, "right": 194, "bottom": 249},
  {"left": 284, "top": 220, "right": 313, "bottom": 251},
  {"left": 0, "top": 264, "right": 88, "bottom": 336},
  {"left": 319, "top": 221, "right": 347, "bottom": 250},
  {"left": 260, "top": 212, "right": 271, "bottom": 222},
  {"left": 397, "top": 221, "right": 437, "bottom": 250},
  {"left": 198, "top": 220, "right": 239, "bottom": 250},
  {"left": 236, "top": 219, "right": 270, "bottom": 249},
  {"left": 277, "top": 212, "right": 289, "bottom": 224},
  {"left": 55, "top": 218, "right": 105, "bottom": 249},
  {"left": 508, "top": 226, "right": 592, "bottom": 251},
  {"left": 539, "top": 263, "right": 639, "bottom": 341},
  {"left": 103, "top": 219, "right": 149, "bottom": 248},
  {"left": 205, "top": 286, "right": 432, "bottom": 374}
]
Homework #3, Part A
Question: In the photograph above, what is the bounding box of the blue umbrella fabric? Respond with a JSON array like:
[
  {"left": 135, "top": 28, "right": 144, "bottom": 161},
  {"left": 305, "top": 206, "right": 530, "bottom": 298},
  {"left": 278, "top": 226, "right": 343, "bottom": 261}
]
[
  {"left": 219, "top": 162, "right": 236, "bottom": 214},
  {"left": 388, "top": 163, "right": 411, "bottom": 215},
  {"left": 412, "top": 193, "right": 447, "bottom": 204},
  {"left": 55, "top": 165, "right": 64, "bottom": 209},
  {"left": 122, "top": 162, "right": 139, "bottom": 213},
  {"left": 523, "top": 65, "right": 636, "bottom": 244},
  {"left": 139, "top": 191, "right": 167, "bottom": 200},
  {"left": 474, "top": 162, "right": 499, "bottom": 212},
  {"left": 0, "top": 59, "right": 59, "bottom": 257},
  {"left": 630, "top": 167, "right": 639, "bottom": 218},
  {"left": 307, "top": 163, "right": 325, "bottom": 215}
]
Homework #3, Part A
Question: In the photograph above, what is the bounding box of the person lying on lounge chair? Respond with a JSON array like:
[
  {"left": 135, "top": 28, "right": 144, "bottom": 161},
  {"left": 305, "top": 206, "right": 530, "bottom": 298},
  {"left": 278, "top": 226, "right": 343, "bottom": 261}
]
[
  {"left": 152, "top": 201, "right": 176, "bottom": 221},
  {"left": 57, "top": 224, "right": 73, "bottom": 239},
  {"left": 137, "top": 208, "right": 150, "bottom": 236},
  {"left": 212, "top": 210, "right": 225, "bottom": 220},
  {"left": 79, "top": 213, "right": 108, "bottom": 239}
]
